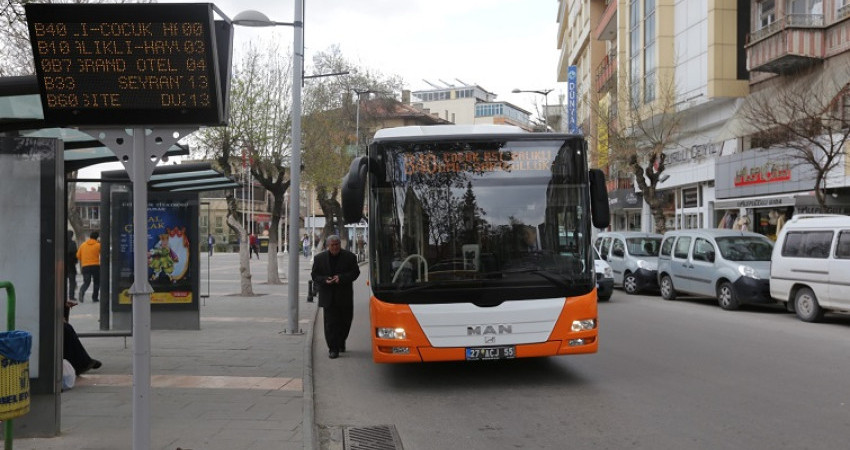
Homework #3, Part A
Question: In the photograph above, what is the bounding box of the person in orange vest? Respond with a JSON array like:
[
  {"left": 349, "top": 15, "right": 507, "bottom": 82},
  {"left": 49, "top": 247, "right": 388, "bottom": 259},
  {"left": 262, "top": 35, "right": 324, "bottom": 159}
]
[{"left": 76, "top": 231, "right": 101, "bottom": 302}]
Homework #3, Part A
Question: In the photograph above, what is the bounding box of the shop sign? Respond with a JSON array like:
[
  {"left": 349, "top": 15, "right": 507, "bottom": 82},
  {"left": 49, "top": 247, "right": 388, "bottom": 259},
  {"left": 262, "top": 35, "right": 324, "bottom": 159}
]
[
  {"left": 714, "top": 196, "right": 797, "bottom": 209},
  {"left": 665, "top": 143, "right": 720, "bottom": 167},
  {"left": 734, "top": 161, "right": 791, "bottom": 186},
  {"left": 608, "top": 189, "right": 642, "bottom": 209}
]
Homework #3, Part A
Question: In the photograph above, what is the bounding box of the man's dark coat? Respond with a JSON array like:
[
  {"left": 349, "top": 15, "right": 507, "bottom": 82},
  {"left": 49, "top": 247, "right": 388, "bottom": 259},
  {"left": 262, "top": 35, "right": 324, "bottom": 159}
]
[{"left": 310, "top": 248, "right": 360, "bottom": 308}]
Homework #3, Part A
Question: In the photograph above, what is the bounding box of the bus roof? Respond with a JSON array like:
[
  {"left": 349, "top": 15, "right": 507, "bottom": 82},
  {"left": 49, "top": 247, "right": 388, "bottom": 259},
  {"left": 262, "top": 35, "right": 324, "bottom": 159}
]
[{"left": 373, "top": 125, "right": 526, "bottom": 140}]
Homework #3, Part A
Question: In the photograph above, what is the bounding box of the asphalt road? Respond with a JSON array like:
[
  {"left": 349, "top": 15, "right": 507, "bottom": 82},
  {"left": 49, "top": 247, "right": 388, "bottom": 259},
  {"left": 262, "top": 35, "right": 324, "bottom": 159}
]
[{"left": 314, "top": 281, "right": 850, "bottom": 450}]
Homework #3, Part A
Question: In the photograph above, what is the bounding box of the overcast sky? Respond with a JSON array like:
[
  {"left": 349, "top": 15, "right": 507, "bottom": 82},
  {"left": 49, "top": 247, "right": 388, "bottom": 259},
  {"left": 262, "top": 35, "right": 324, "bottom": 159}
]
[
  {"left": 169, "top": 0, "right": 564, "bottom": 113},
  {"left": 82, "top": 0, "right": 563, "bottom": 178}
]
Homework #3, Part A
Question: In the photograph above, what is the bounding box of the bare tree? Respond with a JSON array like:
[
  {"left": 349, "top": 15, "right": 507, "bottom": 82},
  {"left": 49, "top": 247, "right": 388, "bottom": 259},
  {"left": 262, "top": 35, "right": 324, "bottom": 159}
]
[
  {"left": 302, "top": 46, "right": 403, "bottom": 247},
  {"left": 237, "top": 42, "right": 293, "bottom": 284},
  {"left": 739, "top": 67, "right": 850, "bottom": 208},
  {"left": 594, "top": 72, "right": 684, "bottom": 234}
]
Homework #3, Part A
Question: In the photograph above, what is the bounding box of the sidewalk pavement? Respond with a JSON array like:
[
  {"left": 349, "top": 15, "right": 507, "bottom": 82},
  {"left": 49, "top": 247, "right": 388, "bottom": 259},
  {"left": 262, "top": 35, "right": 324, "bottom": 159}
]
[{"left": 15, "top": 252, "right": 319, "bottom": 450}]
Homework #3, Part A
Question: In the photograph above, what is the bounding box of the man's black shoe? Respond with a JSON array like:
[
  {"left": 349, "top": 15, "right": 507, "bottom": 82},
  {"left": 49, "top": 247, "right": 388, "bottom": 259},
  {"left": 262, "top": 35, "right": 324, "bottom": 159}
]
[
  {"left": 79, "top": 359, "right": 102, "bottom": 374},
  {"left": 340, "top": 345, "right": 346, "bottom": 353},
  {"left": 328, "top": 350, "right": 339, "bottom": 359}
]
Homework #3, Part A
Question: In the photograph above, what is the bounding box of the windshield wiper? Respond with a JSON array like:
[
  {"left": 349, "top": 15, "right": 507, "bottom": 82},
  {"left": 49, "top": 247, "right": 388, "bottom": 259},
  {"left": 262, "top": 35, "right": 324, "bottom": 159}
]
[{"left": 484, "top": 268, "right": 572, "bottom": 289}]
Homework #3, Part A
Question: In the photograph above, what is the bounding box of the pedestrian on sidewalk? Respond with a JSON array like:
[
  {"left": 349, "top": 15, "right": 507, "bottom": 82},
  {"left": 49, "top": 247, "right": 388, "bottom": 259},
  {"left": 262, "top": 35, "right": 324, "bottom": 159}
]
[
  {"left": 208, "top": 233, "right": 215, "bottom": 256},
  {"left": 63, "top": 300, "right": 101, "bottom": 375},
  {"left": 250, "top": 233, "right": 260, "bottom": 259},
  {"left": 76, "top": 230, "right": 101, "bottom": 303},
  {"left": 311, "top": 235, "right": 360, "bottom": 359}
]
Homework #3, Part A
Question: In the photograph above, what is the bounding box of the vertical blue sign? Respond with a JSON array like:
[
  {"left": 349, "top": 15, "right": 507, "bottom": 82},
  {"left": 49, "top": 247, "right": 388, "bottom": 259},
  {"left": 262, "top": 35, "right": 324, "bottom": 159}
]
[{"left": 567, "top": 65, "right": 579, "bottom": 134}]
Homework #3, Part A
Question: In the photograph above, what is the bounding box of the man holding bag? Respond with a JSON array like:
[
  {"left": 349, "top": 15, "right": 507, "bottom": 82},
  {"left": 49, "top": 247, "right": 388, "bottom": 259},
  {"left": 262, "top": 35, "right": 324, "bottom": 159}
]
[{"left": 310, "top": 235, "right": 360, "bottom": 359}]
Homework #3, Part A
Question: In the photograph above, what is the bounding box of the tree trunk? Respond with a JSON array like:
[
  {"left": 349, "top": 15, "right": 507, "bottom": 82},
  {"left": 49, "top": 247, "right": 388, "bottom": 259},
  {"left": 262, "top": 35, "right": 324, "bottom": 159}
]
[
  {"left": 66, "top": 174, "right": 85, "bottom": 243},
  {"left": 266, "top": 192, "right": 285, "bottom": 284},
  {"left": 226, "top": 194, "right": 254, "bottom": 296}
]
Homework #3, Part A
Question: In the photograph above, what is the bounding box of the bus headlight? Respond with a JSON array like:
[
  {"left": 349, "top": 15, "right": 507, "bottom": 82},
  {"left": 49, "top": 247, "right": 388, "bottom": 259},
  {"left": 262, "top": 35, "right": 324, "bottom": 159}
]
[
  {"left": 376, "top": 327, "right": 406, "bottom": 339},
  {"left": 571, "top": 319, "right": 596, "bottom": 332}
]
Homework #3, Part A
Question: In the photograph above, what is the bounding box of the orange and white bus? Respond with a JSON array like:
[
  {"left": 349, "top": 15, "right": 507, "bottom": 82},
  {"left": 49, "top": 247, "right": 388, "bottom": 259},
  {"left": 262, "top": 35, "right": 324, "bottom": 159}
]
[{"left": 341, "top": 125, "right": 610, "bottom": 363}]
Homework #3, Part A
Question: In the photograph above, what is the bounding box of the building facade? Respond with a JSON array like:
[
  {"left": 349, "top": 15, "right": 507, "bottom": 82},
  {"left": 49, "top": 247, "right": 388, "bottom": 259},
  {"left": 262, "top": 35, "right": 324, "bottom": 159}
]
[
  {"left": 559, "top": 0, "right": 850, "bottom": 238},
  {"left": 411, "top": 82, "right": 534, "bottom": 129}
]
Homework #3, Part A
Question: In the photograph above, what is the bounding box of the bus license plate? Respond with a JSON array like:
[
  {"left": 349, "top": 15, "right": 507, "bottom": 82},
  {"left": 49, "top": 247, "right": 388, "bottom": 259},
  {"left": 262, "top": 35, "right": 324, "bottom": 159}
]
[{"left": 466, "top": 346, "right": 516, "bottom": 361}]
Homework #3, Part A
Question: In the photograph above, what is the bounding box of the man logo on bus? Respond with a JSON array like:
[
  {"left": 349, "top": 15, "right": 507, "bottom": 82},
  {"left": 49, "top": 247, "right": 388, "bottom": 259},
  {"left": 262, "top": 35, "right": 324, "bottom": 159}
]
[{"left": 467, "top": 324, "right": 513, "bottom": 335}]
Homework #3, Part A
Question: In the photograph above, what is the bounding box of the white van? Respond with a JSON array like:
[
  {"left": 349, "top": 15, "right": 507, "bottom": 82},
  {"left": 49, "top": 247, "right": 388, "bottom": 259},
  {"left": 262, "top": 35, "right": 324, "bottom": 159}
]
[
  {"left": 770, "top": 214, "right": 850, "bottom": 322},
  {"left": 657, "top": 229, "right": 774, "bottom": 310}
]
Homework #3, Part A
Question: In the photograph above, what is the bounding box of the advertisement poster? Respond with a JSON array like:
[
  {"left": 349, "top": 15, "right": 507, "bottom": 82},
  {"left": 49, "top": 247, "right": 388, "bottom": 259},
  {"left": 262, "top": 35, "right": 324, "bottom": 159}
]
[{"left": 113, "top": 192, "right": 196, "bottom": 305}]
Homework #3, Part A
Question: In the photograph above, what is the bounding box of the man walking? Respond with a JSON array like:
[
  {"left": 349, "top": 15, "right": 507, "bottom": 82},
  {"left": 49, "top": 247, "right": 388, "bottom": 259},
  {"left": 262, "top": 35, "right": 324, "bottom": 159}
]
[
  {"left": 77, "top": 231, "right": 101, "bottom": 303},
  {"left": 208, "top": 234, "right": 215, "bottom": 256},
  {"left": 311, "top": 235, "right": 360, "bottom": 359},
  {"left": 249, "top": 233, "right": 260, "bottom": 259}
]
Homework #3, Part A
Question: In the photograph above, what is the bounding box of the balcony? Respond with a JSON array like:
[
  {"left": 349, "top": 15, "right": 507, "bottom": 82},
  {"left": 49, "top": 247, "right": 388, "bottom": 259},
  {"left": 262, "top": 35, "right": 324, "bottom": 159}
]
[
  {"left": 593, "top": 0, "right": 617, "bottom": 41},
  {"left": 746, "top": 14, "right": 824, "bottom": 74},
  {"left": 595, "top": 51, "right": 617, "bottom": 93}
]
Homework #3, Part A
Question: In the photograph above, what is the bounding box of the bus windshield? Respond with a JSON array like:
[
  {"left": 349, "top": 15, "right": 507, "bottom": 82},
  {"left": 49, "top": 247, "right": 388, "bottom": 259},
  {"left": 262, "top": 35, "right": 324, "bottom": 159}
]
[{"left": 368, "top": 135, "right": 594, "bottom": 304}]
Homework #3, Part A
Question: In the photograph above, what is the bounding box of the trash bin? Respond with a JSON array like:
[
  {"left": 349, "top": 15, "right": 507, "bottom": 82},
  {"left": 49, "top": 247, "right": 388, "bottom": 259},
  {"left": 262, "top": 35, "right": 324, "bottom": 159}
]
[{"left": 0, "top": 330, "right": 31, "bottom": 420}]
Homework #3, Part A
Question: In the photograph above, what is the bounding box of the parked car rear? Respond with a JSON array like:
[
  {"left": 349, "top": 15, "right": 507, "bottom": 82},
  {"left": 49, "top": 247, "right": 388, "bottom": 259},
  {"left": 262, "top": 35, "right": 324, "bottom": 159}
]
[
  {"left": 657, "top": 229, "right": 774, "bottom": 310},
  {"left": 770, "top": 214, "right": 850, "bottom": 322},
  {"left": 594, "top": 247, "right": 614, "bottom": 301}
]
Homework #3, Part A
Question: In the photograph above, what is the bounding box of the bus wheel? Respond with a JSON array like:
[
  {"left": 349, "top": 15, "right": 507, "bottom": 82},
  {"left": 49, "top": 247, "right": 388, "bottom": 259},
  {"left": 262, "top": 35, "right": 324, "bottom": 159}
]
[
  {"left": 795, "top": 287, "right": 824, "bottom": 323},
  {"left": 717, "top": 281, "right": 740, "bottom": 310},
  {"left": 623, "top": 273, "right": 638, "bottom": 294},
  {"left": 660, "top": 275, "right": 676, "bottom": 300}
]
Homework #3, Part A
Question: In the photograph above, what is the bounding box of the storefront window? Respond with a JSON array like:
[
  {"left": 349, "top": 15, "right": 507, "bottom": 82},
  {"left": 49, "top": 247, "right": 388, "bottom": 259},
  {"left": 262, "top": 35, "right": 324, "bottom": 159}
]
[{"left": 629, "top": 213, "right": 641, "bottom": 231}]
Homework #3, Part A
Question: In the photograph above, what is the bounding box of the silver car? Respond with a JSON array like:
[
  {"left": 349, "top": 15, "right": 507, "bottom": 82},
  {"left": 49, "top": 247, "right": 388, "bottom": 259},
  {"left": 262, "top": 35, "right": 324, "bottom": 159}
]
[
  {"left": 594, "top": 232, "right": 662, "bottom": 294},
  {"left": 657, "top": 229, "right": 774, "bottom": 310}
]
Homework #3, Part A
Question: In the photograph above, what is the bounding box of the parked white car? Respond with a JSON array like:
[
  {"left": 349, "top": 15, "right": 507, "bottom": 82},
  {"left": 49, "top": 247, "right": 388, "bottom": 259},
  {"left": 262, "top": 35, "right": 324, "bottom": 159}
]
[
  {"left": 770, "top": 214, "right": 850, "bottom": 322},
  {"left": 594, "top": 248, "right": 614, "bottom": 301},
  {"left": 657, "top": 229, "right": 774, "bottom": 310},
  {"left": 595, "top": 232, "right": 662, "bottom": 294}
]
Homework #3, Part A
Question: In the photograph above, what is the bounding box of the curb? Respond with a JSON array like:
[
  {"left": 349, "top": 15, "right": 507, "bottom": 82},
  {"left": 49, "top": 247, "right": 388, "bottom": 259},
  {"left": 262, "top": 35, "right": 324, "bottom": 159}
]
[{"left": 303, "top": 292, "right": 319, "bottom": 450}]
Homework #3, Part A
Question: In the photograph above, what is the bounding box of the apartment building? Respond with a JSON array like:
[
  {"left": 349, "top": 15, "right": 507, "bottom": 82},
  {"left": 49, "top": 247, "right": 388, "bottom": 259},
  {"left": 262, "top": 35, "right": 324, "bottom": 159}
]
[
  {"left": 411, "top": 82, "right": 534, "bottom": 129},
  {"left": 559, "top": 0, "right": 850, "bottom": 237}
]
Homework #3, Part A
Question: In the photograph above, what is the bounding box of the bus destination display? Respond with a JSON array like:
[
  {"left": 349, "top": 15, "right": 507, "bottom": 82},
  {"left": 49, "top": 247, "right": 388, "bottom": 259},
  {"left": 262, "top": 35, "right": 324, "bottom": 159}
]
[{"left": 25, "top": 3, "right": 225, "bottom": 126}]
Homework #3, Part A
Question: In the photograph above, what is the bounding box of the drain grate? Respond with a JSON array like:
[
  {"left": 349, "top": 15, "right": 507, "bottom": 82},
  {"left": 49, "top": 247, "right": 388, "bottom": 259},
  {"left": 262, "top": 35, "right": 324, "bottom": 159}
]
[{"left": 343, "top": 424, "right": 404, "bottom": 450}]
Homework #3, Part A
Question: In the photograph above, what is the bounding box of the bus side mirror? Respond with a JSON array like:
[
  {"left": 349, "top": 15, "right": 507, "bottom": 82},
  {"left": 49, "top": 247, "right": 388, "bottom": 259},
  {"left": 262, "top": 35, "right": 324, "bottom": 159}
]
[
  {"left": 589, "top": 169, "right": 610, "bottom": 229},
  {"left": 341, "top": 156, "right": 368, "bottom": 224}
]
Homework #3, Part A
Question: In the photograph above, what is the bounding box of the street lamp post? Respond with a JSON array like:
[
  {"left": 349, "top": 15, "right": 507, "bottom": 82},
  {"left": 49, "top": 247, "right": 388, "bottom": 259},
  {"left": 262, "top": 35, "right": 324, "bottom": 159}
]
[
  {"left": 353, "top": 89, "right": 377, "bottom": 156},
  {"left": 233, "top": 1, "right": 304, "bottom": 334},
  {"left": 512, "top": 88, "right": 554, "bottom": 131}
]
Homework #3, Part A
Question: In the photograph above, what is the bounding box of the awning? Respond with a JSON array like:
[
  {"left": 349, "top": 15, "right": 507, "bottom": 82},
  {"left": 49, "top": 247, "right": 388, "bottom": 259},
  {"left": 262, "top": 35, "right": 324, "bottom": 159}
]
[
  {"left": 713, "top": 191, "right": 813, "bottom": 209},
  {"left": 101, "top": 163, "right": 240, "bottom": 193}
]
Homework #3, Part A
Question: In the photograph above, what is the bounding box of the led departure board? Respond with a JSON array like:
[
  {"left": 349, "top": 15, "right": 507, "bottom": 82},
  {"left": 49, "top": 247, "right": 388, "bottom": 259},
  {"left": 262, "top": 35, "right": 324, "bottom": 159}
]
[{"left": 25, "top": 3, "right": 230, "bottom": 126}]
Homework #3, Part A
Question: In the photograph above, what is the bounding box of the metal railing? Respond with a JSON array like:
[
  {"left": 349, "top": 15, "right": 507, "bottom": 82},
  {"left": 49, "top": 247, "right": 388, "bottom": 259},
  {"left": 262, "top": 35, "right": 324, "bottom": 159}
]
[{"left": 749, "top": 14, "right": 824, "bottom": 43}]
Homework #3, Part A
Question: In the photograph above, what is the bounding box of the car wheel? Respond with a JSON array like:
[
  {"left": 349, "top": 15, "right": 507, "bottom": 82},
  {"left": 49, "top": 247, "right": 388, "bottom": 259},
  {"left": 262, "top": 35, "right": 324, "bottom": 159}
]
[
  {"left": 794, "top": 287, "right": 824, "bottom": 322},
  {"left": 717, "top": 281, "right": 740, "bottom": 310},
  {"left": 660, "top": 275, "right": 676, "bottom": 300},
  {"left": 598, "top": 294, "right": 611, "bottom": 302},
  {"left": 623, "top": 273, "right": 638, "bottom": 294}
]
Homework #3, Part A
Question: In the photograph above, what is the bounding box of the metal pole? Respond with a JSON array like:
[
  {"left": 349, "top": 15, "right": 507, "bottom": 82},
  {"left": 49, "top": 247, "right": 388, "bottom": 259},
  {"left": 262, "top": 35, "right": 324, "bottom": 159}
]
[
  {"left": 311, "top": 186, "right": 316, "bottom": 261},
  {"left": 286, "top": 0, "right": 304, "bottom": 334},
  {"left": 544, "top": 93, "right": 549, "bottom": 132},
  {"left": 130, "top": 128, "right": 152, "bottom": 450},
  {"left": 355, "top": 93, "right": 361, "bottom": 153}
]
